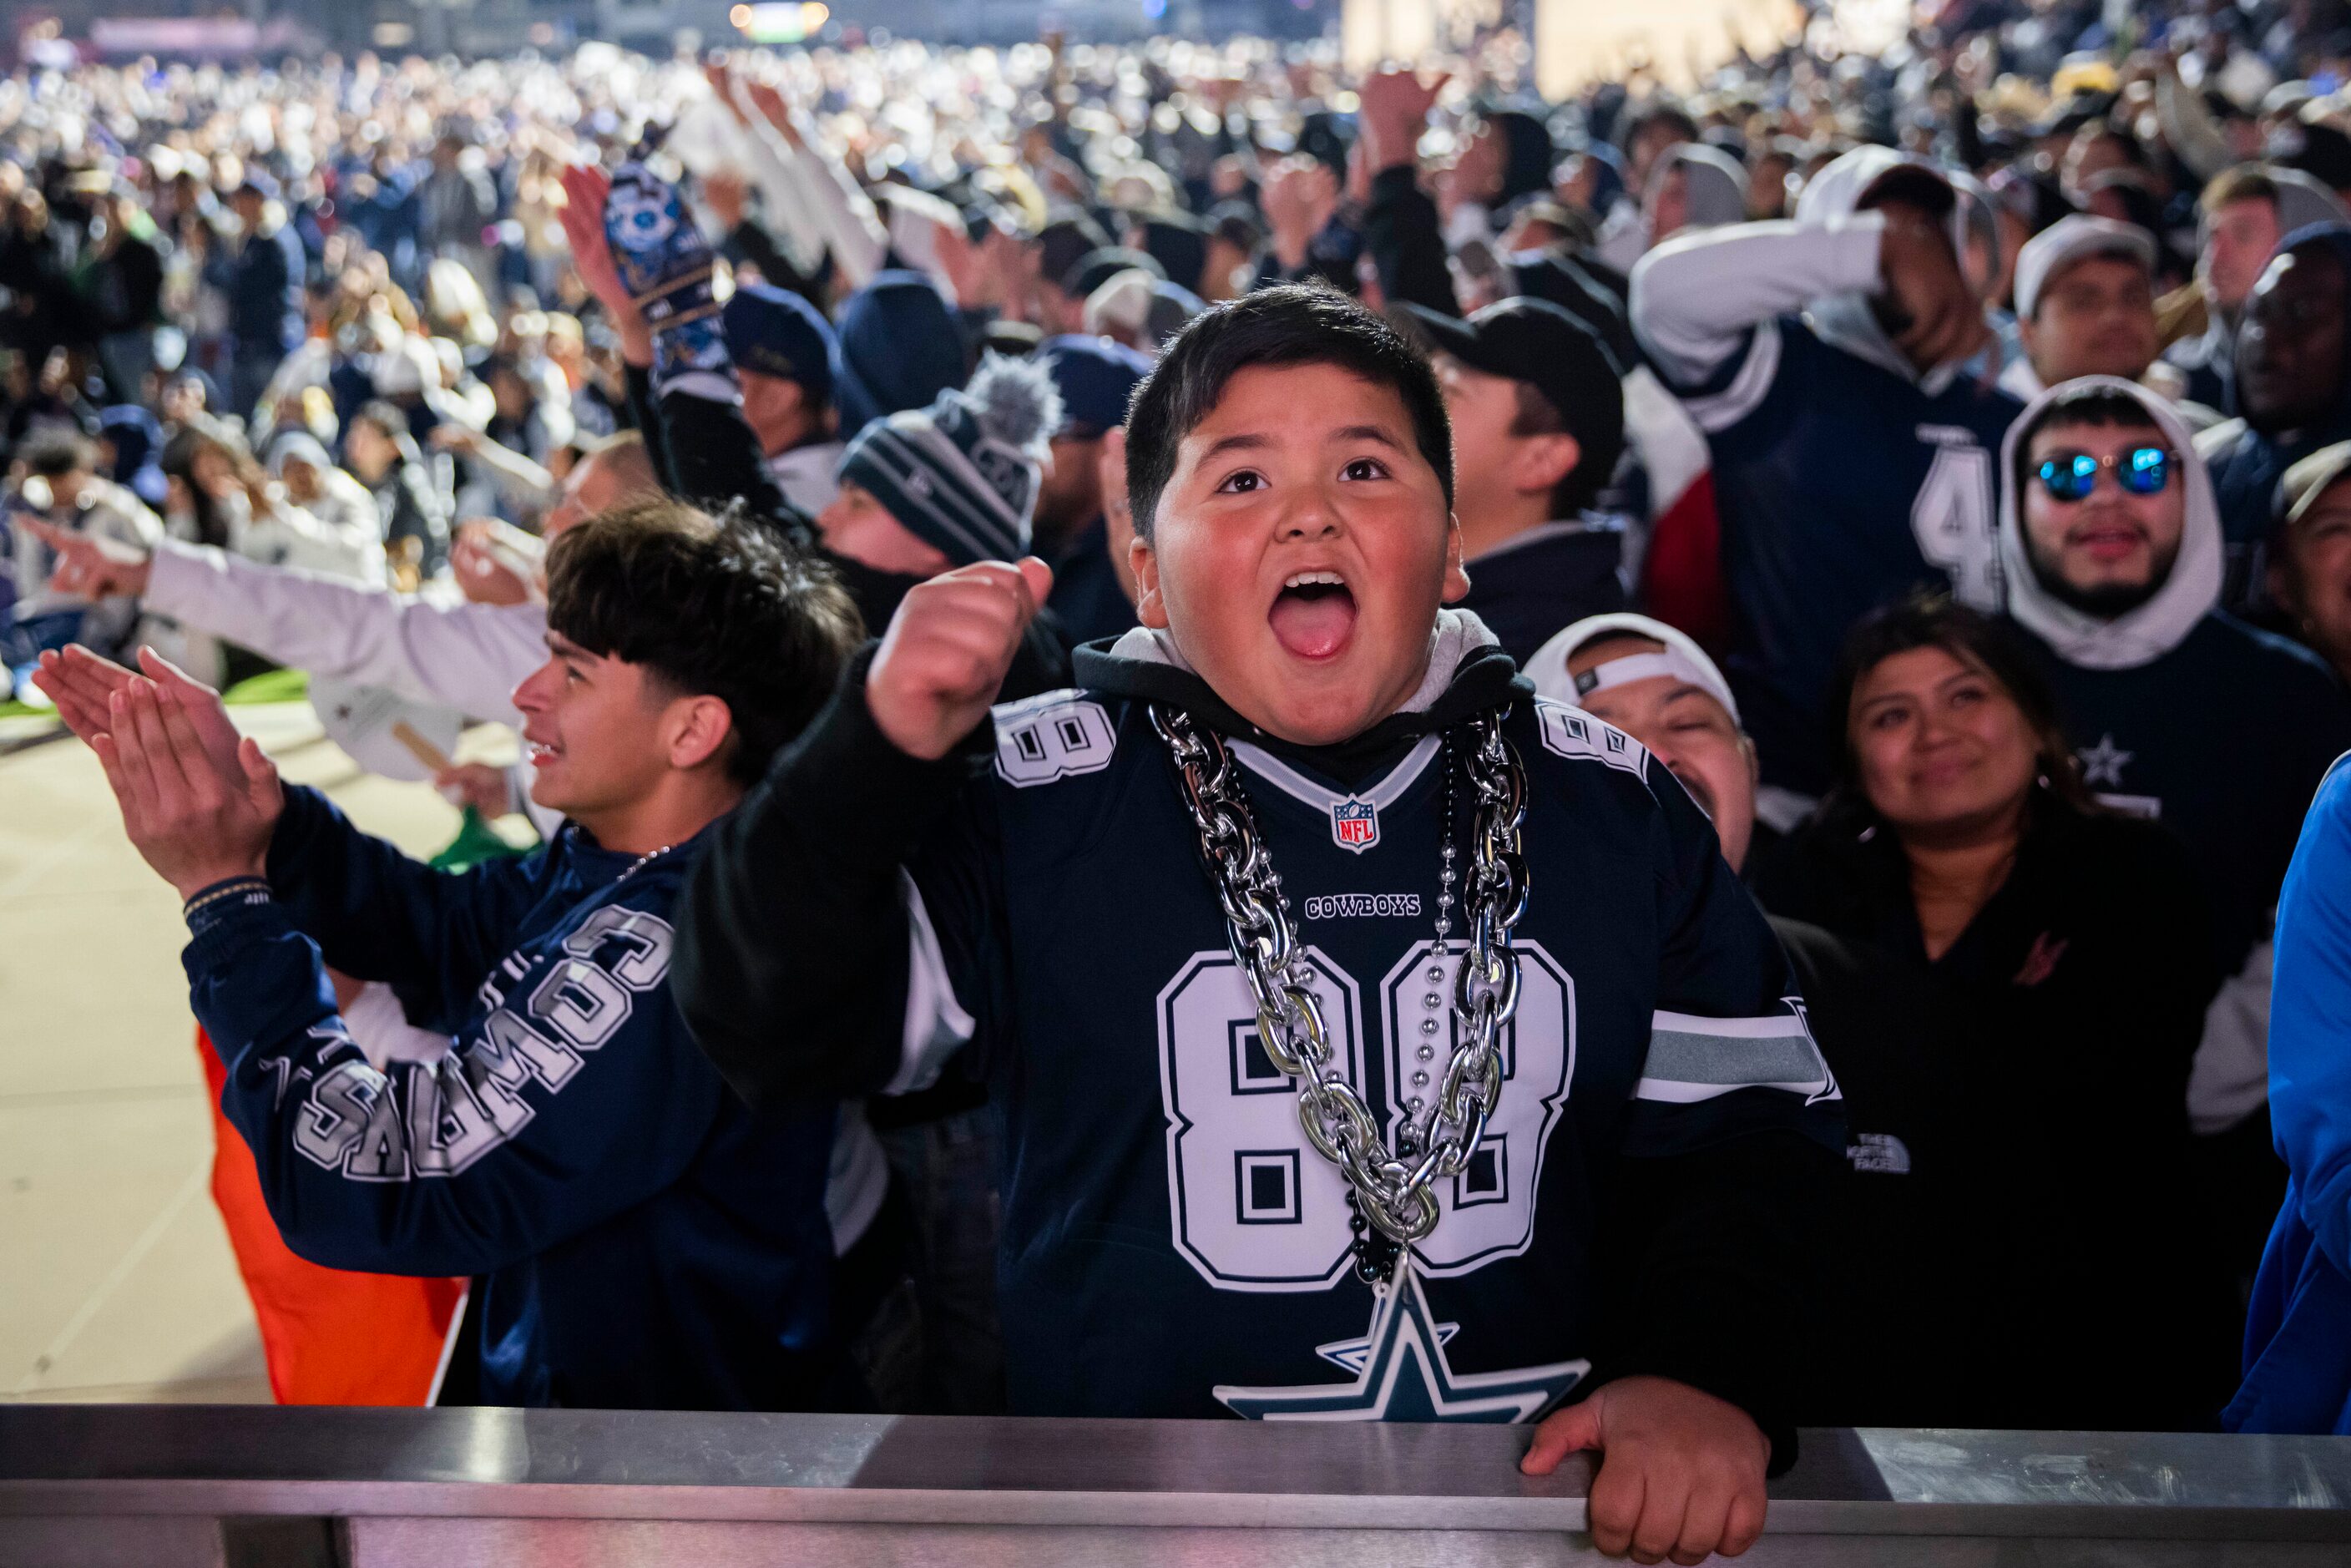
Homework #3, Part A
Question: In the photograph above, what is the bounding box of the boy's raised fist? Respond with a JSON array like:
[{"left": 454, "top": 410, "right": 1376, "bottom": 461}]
[{"left": 866, "top": 557, "right": 1054, "bottom": 761}]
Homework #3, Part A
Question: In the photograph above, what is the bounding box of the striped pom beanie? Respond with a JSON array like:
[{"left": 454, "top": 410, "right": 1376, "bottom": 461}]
[{"left": 835, "top": 354, "right": 1063, "bottom": 565}]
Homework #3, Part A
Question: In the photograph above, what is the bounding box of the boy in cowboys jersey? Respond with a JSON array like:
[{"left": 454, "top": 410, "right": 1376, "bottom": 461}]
[{"left": 679, "top": 287, "right": 1841, "bottom": 1563}]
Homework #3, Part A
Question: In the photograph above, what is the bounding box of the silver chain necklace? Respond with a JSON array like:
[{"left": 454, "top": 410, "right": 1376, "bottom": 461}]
[{"left": 1151, "top": 703, "right": 1531, "bottom": 1282}]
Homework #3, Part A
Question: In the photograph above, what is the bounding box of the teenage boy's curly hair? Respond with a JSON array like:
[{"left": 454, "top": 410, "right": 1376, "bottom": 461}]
[
  {"left": 1124, "top": 284, "right": 1454, "bottom": 544},
  {"left": 545, "top": 498, "right": 862, "bottom": 786}
]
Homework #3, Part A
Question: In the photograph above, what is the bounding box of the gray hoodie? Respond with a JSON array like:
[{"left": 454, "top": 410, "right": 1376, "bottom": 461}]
[{"left": 1997, "top": 374, "right": 2222, "bottom": 669}]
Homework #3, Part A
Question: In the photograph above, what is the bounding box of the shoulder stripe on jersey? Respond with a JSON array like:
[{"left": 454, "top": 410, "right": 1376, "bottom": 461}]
[
  {"left": 1230, "top": 733, "right": 1443, "bottom": 816},
  {"left": 1682, "top": 317, "right": 1783, "bottom": 434},
  {"left": 1634, "top": 1009, "right": 1835, "bottom": 1104}
]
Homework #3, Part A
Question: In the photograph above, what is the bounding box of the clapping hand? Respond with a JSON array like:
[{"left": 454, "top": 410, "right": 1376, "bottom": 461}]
[{"left": 33, "top": 645, "right": 284, "bottom": 903}]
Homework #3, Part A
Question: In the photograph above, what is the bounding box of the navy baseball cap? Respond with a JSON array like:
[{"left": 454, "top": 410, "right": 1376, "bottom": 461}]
[
  {"left": 1401, "top": 297, "right": 1625, "bottom": 483},
  {"left": 1039, "top": 334, "right": 1150, "bottom": 439},
  {"left": 722, "top": 282, "right": 837, "bottom": 406}
]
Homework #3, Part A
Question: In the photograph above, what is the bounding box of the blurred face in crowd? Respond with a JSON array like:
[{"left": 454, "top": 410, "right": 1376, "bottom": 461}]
[
  {"left": 2060, "top": 128, "right": 2133, "bottom": 201},
  {"left": 739, "top": 370, "right": 818, "bottom": 458},
  {"left": 1432, "top": 354, "right": 1577, "bottom": 547},
  {"left": 230, "top": 188, "right": 264, "bottom": 230},
  {"left": 2276, "top": 476, "right": 2351, "bottom": 681},
  {"left": 814, "top": 479, "right": 953, "bottom": 577},
  {"left": 1130, "top": 362, "right": 1467, "bottom": 746},
  {"left": 2022, "top": 418, "right": 2183, "bottom": 615},
  {"left": 2203, "top": 196, "right": 2280, "bottom": 314},
  {"left": 343, "top": 418, "right": 397, "bottom": 483},
  {"left": 1747, "top": 151, "right": 1794, "bottom": 220},
  {"left": 1849, "top": 645, "right": 2040, "bottom": 844},
  {"left": 1034, "top": 432, "right": 1105, "bottom": 556},
  {"left": 2022, "top": 254, "right": 2159, "bottom": 384},
  {"left": 1565, "top": 634, "right": 1758, "bottom": 870},
  {"left": 542, "top": 441, "right": 659, "bottom": 539},
  {"left": 1648, "top": 165, "right": 1692, "bottom": 242},
  {"left": 1098, "top": 426, "right": 1138, "bottom": 606},
  {"left": 488, "top": 365, "right": 533, "bottom": 423},
  {"left": 2239, "top": 243, "right": 2349, "bottom": 434},
  {"left": 190, "top": 442, "right": 238, "bottom": 500},
  {"left": 278, "top": 453, "right": 324, "bottom": 505}
]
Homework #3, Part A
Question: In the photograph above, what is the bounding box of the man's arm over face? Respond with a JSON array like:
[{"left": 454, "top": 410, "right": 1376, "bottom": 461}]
[{"left": 1631, "top": 215, "right": 1885, "bottom": 392}]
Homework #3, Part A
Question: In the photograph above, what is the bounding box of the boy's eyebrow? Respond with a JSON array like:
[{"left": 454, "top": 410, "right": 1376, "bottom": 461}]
[
  {"left": 1198, "top": 432, "right": 1273, "bottom": 461},
  {"left": 1196, "top": 424, "right": 1406, "bottom": 462}
]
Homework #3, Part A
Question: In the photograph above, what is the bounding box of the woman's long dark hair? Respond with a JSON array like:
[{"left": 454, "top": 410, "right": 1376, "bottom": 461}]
[
  {"left": 1819, "top": 591, "right": 2096, "bottom": 836},
  {"left": 159, "top": 417, "right": 266, "bottom": 552}
]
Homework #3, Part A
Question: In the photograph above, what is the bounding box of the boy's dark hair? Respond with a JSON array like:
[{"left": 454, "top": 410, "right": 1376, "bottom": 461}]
[
  {"left": 2010, "top": 385, "right": 2164, "bottom": 503},
  {"left": 1124, "top": 285, "right": 1454, "bottom": 544},
  {"left": 545, "top": 497, "right": 862, "bottom": 787},
  {"left": 1824, "top": 592, "right": 2095, "bottom": 827},
  {"left": 19, "top": 425, "right": 95, "bottom": 478}
]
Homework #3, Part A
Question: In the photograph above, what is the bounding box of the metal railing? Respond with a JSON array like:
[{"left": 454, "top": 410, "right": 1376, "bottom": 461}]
[{"left": 5, "top": 1404, "right": 2350, "bottom": 1565}]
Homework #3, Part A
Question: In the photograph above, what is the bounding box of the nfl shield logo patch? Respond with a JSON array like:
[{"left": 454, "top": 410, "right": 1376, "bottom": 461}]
[{"left": 1331, "top": 798, "right": 1378, "bottom": 854}]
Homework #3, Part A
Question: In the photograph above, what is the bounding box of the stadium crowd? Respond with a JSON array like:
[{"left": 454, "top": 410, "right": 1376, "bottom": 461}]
[{"left": 13, "top": 1, "right": 2351, "bottom": 1558}]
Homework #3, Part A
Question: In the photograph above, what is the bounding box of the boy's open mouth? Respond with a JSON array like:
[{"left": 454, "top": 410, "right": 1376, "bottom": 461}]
[{"left": 1269, "top": 571, "right": 1357, "bottom": 660}]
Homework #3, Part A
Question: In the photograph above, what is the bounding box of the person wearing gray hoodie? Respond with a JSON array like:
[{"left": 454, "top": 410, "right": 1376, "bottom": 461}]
[
  {"left": 2000, "top": 374, "right": 2351, "bottom": 1294},
  {"left": 1631, "top": 146, "right": 2023, "bottom": 797}
]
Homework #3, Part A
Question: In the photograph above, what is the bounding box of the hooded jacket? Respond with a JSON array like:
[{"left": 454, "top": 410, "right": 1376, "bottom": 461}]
[
  {"left": 675, "top": 612, "right": 1841, "bottom": 1449},
  {"left": 2000, "top": 376, "right": 2223, "bottom": 670},
  {"left": 1630, "top": 147, "right": 2021, "bottom": 792},
  {"left": 1999, "top": 375, "right": 2351, "bottom": 1140}
]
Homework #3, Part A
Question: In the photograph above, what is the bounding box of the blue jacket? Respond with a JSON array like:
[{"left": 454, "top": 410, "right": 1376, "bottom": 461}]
[
  {"left": 2227, "top": 753, "right": 2351, "bottom": 1434},
  {"left": 203, "top": 217, "right": 306, "bottom": 357},
  {"left": 187, "top": 787, "right": 848, "bottom": 1410}
]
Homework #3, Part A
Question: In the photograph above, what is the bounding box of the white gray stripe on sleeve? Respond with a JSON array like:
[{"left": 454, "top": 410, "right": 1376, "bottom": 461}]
[
  {"left": 887, "top": 872, "right": 976, "bottom": 1096},
  {"left": 1681, "top": 319, "right": 1784, "bottom": 433},
  {"left": 1635, "top": 1007, "right": 1836, "bottom": 1104}
]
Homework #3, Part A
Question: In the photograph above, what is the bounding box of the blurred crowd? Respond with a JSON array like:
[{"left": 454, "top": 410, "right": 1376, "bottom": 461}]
[{"left": 9, "top": 0, "right": 2351, "bottom": 1445}]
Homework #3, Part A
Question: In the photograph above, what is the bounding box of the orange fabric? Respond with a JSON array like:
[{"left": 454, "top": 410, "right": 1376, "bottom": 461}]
[{"left": 198, "top": 1029, "right": 465, "bottom": 1405}]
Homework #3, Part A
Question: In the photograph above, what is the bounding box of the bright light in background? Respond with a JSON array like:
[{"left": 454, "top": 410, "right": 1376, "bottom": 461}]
[{"left": 731, "top": 2, "right": 828, "bottom": 42}]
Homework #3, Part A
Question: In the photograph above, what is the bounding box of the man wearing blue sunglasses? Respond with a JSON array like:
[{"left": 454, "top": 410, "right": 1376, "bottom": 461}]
[{"left": 1999, "top": 375, "right": 2351, "bottom": 1316}]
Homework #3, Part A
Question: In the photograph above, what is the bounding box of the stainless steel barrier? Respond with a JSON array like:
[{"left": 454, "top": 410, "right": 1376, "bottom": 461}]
[{"left": 5, "top": 1404, "right": 2350, "bottom": 1566}]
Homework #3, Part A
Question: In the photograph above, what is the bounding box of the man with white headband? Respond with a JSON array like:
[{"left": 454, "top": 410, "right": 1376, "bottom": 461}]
[{"left": 1523, "top": 613, "right": 1764, "bottom": 874}]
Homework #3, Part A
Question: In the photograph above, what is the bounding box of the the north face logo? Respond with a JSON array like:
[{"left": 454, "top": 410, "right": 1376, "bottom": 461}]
[{"left": 1331, "top": 798, "right": 1378, "bottom": 853}]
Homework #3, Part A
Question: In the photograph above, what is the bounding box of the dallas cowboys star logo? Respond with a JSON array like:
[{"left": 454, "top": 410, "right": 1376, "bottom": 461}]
[
  {"left": 2076, "top": 733, "right": 2134, "bottom": 788},
  {"left": 1213, "top": 1265, "right": 1588, "bottom": 1421}
]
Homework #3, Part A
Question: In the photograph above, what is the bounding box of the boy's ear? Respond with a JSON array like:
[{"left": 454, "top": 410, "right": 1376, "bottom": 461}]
[
  {"left": 1130, "top": 534, "right": 1170, "bottom": 629},
  {"left": 665, "top": 692, "right": 736, "bottom": 774},
  {"left": 1441, "top": 509, "right": 1470, "bottom": 605}
]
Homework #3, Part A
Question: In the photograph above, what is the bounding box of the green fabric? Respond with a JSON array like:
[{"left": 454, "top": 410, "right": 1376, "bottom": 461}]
[{"left": 429, "top": 805, "right": 532, "bottom": 873}]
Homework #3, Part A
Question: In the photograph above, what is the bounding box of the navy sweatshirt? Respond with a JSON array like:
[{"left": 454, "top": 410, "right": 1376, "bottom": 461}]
[{"left": 187, "top": 787, "right": 847, "bottom": 1410}]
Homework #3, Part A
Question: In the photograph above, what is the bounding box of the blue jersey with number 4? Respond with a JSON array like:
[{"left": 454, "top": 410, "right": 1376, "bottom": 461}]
[{"left": 1684, "top": 316, "right": 2020, "bottom": 790}]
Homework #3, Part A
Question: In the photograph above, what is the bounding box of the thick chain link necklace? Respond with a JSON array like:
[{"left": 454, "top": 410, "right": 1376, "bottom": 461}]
[{"left": 1151, "top": 703, "right": 1531, "bottom": 1284}]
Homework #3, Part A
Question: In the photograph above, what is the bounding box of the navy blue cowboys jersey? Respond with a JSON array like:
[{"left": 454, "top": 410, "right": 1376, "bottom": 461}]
[
  {"left": 682, "top": 641, "right": 1845, "bottom": 1428},
  {"left": 1679, "top": 316, "right": 2020, "bottom": 792},
  {"left": 189, "top": 787, "right": 845, "bottom": 1411}
]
